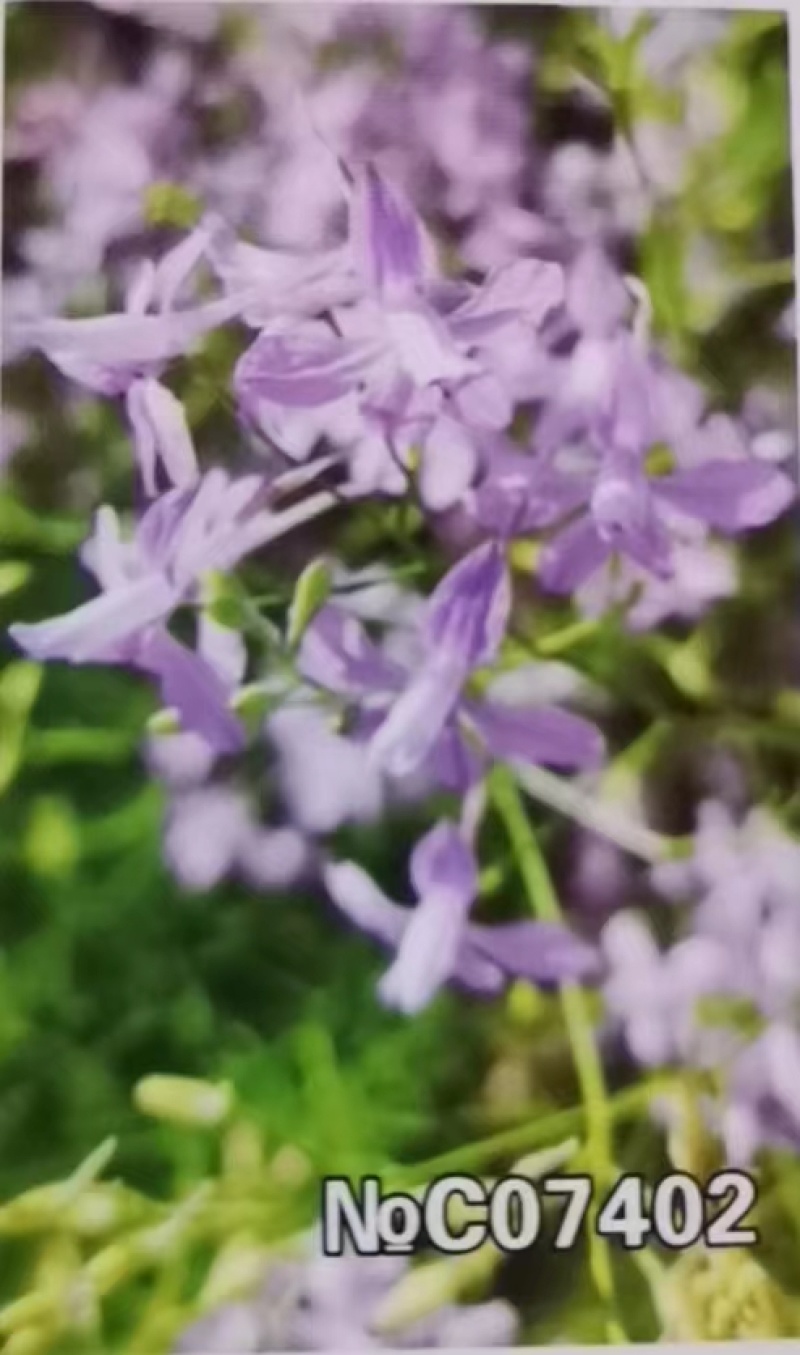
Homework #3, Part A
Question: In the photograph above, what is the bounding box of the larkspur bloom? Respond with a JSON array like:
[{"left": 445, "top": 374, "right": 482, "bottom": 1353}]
[
  {"left": 164, "top": 784, "right": 310, "bottom": 894},
  {"left": 243, "top": 6, "right": 539, "bottom": 271},
  {"left": 471, "top": 303, "right": 794, "bottom": 594},
  {"left": 13, "top": 219, "right": 244, "bottom": 495},
  {"left": 299, "top": 541, "right": 603, "bottom": 785},
  {"left": 9, "top": 470, "right": 335, "bottom": 751},
  {"left": 233, "top": 163, "right": 564, "bottom": 510},
  {"left": 12, "top": 51, "right": 194, "bottom": 306},
  {"left": 604, "top": 803, "right": 800, "bottom": 1163},
  {"left": 325, "top": 819, "right": 598, "bottom": 1015}
]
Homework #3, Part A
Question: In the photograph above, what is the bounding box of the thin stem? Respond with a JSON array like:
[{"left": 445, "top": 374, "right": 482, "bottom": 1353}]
[
  {"left": 513, "top": 760, "right": 677, "bottom": 864},
  {"left": 490, "top": 766, "right": 625, "bottom": 1343},
  {"left": 386, "top": 1075, "right": 677, "bottom": 1191}
]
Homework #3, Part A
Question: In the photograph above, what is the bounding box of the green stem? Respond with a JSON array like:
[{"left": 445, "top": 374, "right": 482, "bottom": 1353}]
[
  {"left": 733, "top": 257, "right": 794, "bottom": 289},
  {"left": 386, "top": 1075, "right": 676, "bottom": 1191},
  {"left": 490, "top": 766, "right": 625, "bottom": 1343}
]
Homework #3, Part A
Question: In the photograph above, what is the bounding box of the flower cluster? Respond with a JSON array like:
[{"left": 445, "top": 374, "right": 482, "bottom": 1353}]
[
  {"left": 9, "top": 99, "right": 795, "bottom": 1020},
  {"left": 3, "top": 5, "right": 799, "bottom": 1346},
  {"left": 604, "top": 801, "right": 800, "bottom": 1164}
]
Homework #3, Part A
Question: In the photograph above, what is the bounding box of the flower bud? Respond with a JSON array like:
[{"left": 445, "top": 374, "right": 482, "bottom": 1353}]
[
  {"left": 657, "top": 1249, "right": 798, "bottom": 1340},
  {"left": 133, "top": 1076, "right": 234, "bottom": 1128},
  {"left": 200, "top": 1235, "right": 273, "bottom": 1308},
  {"left": 371, "top": 1249, "right": 497, "bottom": 1336}
]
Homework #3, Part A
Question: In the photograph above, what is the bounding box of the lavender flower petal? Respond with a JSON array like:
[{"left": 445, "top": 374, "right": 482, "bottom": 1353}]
[
  {"left": 655, "top": 460, "right": 796, "bottom": 531},
  {"left": 539, "top": 517, "right": 610, "bottom": 593},
  {"left": 349, "top": 163, "right": 431, "bottom": 302},
  {"left": 469, "top": 700, "right": 605, "bottom": 771},
  {"left": 424, "top": 541, "right": 511, "bottom": 668},
  {"left": 126, "top": 377, "right": 199, "bottom": 496},
  {"left": 9, "top": 574, "right": 177, "bottom": 663},
  {"left": 138, "top": 630, "right": 245, "bottom": 754},
  {"left": 323, "top": 860, "right": 408, "bottom": 949}
]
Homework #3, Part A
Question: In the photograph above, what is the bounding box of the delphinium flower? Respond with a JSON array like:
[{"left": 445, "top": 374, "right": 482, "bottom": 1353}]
[
  {"left": 11, "top": 217, "right": 246, "bottom": 494},
  {"left": 233, "top": 5, "right": 541, "bottom": 273},
  {"left": 8, "top": 50, "right": 193, "bottom": 311},
  {"left": 326, "top": 816, "right": 599, "bottom": 1016},
  {"left": 174, "top": 1250, "right": 519, "bottom": 1352},
  {"left": 231, "top": 160, "right": 564, "bottom": 511},
  {"left": 298, "top": 541, "right": 603, "bottom": 788},
  {"left": 573, "top": 531, "right": 738, "bottom": 632},
  {"left": 603, "top": 801, "right": 800, "bottom": 1163},
  {"left": 8, "top": 469, "right": 336, "bottom": 751},
  {"left": 468, "top": 247, "right": 795, "bottom": 598}
]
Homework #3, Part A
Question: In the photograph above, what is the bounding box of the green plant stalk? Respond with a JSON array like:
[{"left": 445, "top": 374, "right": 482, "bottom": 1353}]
[
  {"left": 490, "top": 766, "right": 625, "bottom": 1343},
  {"left": 386, "top": 1074, "right": 676, "bottom": 1191}
]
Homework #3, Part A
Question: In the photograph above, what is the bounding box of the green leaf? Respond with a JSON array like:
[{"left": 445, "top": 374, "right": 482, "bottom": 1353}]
[{"left": 286, "top": 557, "right": 333, "bottom": 650}]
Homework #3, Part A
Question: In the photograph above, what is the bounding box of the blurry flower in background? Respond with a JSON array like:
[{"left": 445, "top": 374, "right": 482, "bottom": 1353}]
[
  {"left": 94, "top": 1, "right": 222, "bottom": 41},
  {"left": 604, "top": 803, "right": 800, "bottom": 1162},
  {"left": 174, "top": 1249, "right": 519, "bottom": 1352}
]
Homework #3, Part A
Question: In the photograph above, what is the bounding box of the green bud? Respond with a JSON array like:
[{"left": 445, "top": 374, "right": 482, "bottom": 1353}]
[
  {"left": 3, "top": 1328, "right": 51, "bottom": 1355},
  {"left": 201, "top": 569, "right": 251, "bottom": 630},
  {"left": 287, "top": 557, "right": 333, "bottom": 649},
  {"left": 0, "top": 661, "right": 42, "bottom": 718},
  {"left": 0, "top": 562, "right": 31, "bottom": 599},
  {"left": 85, "top": 1241, "right": 140, "bottom": 1295},
  {"left": 371, "top": 1248, "right": 497, "bottom": 1335},
  {"left": 222, "top": 1121, "right": 265, "bottom": 1179},
  {"left": 510, "top": 540, "right": 539, "bottom": 572},
  {"left": 694, "top": 994, "right": 766, "bottom": 1041},
  {"left": 207, "top": 596, "right": 248, "bottom": 631},
  {"left": 645, "top": 443, "right": 676, "bottom": 477},
  {"left": 664, "top": 634, "right": 713, "bottom": 702},
  {"left": 269, "top": 1144, "right": 313, "bottom": 1189},
  {"left": 0, "top": 662, "right": 42, "bottom": 796},
  {"left": 0, "top": 1294, "right": 58, "bottom": 1338},
  {"left": 144, "top": 182, "right": 202, "bottom": 230},
  {"left": 506, "top": 980, "right": 549, "bottom": 1028},
  {"left": 23, "top": 797, "right": 80, "bottom": 878},
  {"left": 147, "top": 709, "right": 182, "bottom": 736},
  {"left": 657, "top": 1249, "right": 798, "bottom": 1340},
  {"left": 134, "top": 1075, "right": 234, "bottom": 1128},
  {"left": 200, "top": 1235, "right": 273, "bottom": 1307},
  {"left": 0, "top": 1185, "right": 71, "bottom": 1236},
  {"left": 511, "top": 1136, "right": 580, "bottom": 1180}
]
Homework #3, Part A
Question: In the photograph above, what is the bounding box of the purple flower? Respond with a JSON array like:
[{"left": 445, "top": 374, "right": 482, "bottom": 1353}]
[
  {"left": 8, "top": 469, "right": 328, "bottom": 751},
  {"left": 267, "top": 704, "right": 384, "bottom": 835},
  {"left": 472, "top": 331, "right": 794, "bottom": 594},
  {"left": 164, "top": 784, "right": 309, "bottom": 894},
  {"left": 174, "top": 1247, "right": 519, "bottom": 1351},
  {"left": 234, "top": 163, "right": 563, "bottom": 511},
  {"left": 325, "top": 820, "right": 598, "bottom": 1014},
  {"left": 605, "top": 804, "right": 800, "bottom": 1163},
  {"left": 575, "top": 536, "right": 737, "bottom": 631},
  {"left": 602, "top": 911, "right": 736, "bottom": 1068},
  {"left": 12, "top": 53, "right": 193, "bottom": 304},
  {"left": 299, "top": 542, "right": 603, "bottom": 786},
  {"left": 14, "top": 219, "right": 242, "bottom": 495}
]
